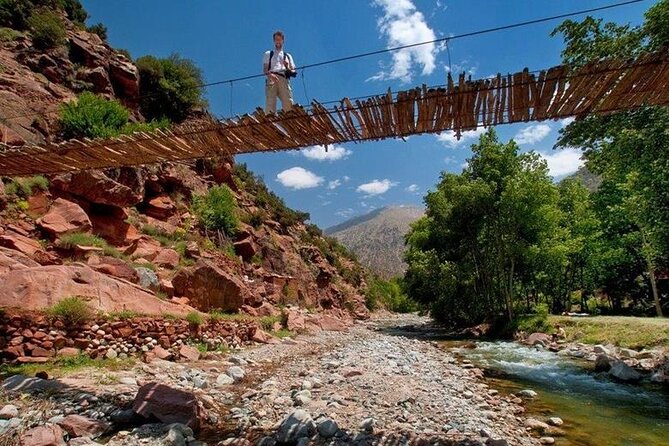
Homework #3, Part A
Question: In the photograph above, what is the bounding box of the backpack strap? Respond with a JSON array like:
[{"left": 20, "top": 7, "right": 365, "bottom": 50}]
[{"left": 269, "top": 50, "right": 274, "bottom": 68}]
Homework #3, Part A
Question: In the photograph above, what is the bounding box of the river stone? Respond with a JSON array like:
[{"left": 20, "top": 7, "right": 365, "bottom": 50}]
[
  {"left": 226, "top": 366, "right": 245, "bottom": 383},
  {"left": 539, "top": 437, "right": 555, "bottom": 445},
  {"left": 317, "top": 418, "right": 339, "bottom": 438},
  {"left": 547, "top": 417, "right": 563, "bottom": 426},
  {"left": 593, "top": 345, "right": 613, "bottom": 355},
  {"left": 486, "top": 440, "right": 509, "bottom": 446},
  {"left": 216, "top": 373, "right": 234, "bottom": 386},
  {"left": 595, "top": 354, "right": 614, "bottom": 372},
  {"left": 0, "top": 404, "right": 18, "bottom": 419},
  {"left": 609, "top": 361, "right": 642, "bottom": 382},
  {"left": 524, "top": 418, "right": 549, "bottom": 432},
  {"left": 292, "top": 389, "right": 312, "bottom": 406},
  {"left": 360, "top": 417, "right": 375, "bottom": 433},
  {"left": 518, "top": 389, "right": 537, "bottom": 399},
  {"left": 276, "top": 409, "right": 316, "bottom": 443}
]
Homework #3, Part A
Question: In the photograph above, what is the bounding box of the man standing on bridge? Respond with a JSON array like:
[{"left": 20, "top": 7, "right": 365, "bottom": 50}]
[{"left": 263, "top": 30, "right": 296, "bottom": 114}]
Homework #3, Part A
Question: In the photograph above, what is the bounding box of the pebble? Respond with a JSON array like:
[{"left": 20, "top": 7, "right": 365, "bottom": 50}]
[
  {"left": 0, "top": 404, "right": 18, "bottom": 420},
  {"left": 226, "top": 366, "right": 246, "bottom": 383},
  {"left": 518, "top": 389, "right": 538, "bottom": 399},
  {"left": 547, "top": 417, "right": 563, "bottom": 426}
]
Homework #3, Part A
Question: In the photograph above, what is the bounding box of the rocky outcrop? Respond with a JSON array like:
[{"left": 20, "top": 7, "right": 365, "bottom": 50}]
[
  {"left": 172, "top": 260, "right": 246, "bottom": 312},
  {"left": 0, "top": 264, "right": 188, "bottom": 315},
  {"left": 37, "top": 198, "right": 92, "bottom": 239},
  {"left": 51, "top": 171, "right": 143, "bottom": 208}
]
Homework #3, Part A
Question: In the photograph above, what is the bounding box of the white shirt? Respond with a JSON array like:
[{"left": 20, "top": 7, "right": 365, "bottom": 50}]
[{"left": 263, "top": 49, "right": 295, "bottom": 73}]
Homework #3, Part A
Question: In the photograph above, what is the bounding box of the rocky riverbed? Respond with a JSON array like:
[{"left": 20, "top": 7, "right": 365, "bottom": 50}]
[{"left": 1, "top": 314, "right": 546, "bottom": 446}]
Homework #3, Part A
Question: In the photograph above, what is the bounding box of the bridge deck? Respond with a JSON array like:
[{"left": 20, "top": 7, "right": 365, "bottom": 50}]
[{"left": 0, "top": 49, "right": 668, "bottom": 176}]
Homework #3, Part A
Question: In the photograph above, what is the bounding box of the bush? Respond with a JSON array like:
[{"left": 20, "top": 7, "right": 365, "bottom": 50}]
[
  {"left": 28, "top": 8, "right": 65, "bottom": 49},
  {"left": 185, "top": 311, "right": 204, "bottom": 326},
  {"left": 136, "top": 53, "right": 206, "bottom": 122},
  {"left": 86, "top": 22, "right": 106, "bottom": 40},
  {"left": 0, "top": 1, "right": 87, "bottom": 30},
  {"left": 0, "top": 26, "right": 22, "bottom": 42},
  {"left": 365, "top": 277, "right": 418, "bottom": 313},
  {"left": 192, "top": 185, "right": 239, "bottom": 236},
  {"left": 49, "top": 296, "right": 92, "bottom": 324},
  {"left": 59, "top": 92, "right": 169, "bottom": 139},
  {"left": 4, "top": 175, "right": 49, "bottom": 198}
]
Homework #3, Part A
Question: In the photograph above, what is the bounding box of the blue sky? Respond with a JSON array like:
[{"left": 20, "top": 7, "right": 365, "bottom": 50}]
[{"left": 82, "top": 0, "right": 649, "bottom": 228}]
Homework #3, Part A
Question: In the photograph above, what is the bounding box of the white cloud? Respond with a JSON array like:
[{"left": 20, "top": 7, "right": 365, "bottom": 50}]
[
  {"left": 343, "top": 175, "right": 351, "bottom": 182},
  {"left": 538, "top": 147, "right": 584, "bottom": 178},
  {"left": 436, "top": 127, "right": 486, "bottom": 147},
  {"left": 328, "top": 179, "right": 342, "bottom": 190},
  {"left": 514, "top": 123, "right": 551, "bottom": 145},
  {"left": 336, "top": 208, "right": 355, "bottom": 218},
  {"left": 369, "top": 0, "right": 441, "bottom": 83},
  {"left": 301, "top": 145, "right": 351, "bottom": 162},
  {"left": 276, "top": 167, "right": 323, "bottom": 190},
  {"left": 356, "top": 179, "right": 396, "bottom": 196},
  {"left": 406, "top": 184, "right": 419, "bottom": 193},
  {"left": 559, "top": 117, "right": 576, "bottom": 127}
]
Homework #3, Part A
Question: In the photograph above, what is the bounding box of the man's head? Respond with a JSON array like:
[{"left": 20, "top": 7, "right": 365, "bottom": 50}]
[{"left": 273, "top": 30, "right": 284, "bottom": 50}]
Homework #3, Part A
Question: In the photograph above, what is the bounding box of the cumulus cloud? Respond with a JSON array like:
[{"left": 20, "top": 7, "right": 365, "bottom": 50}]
[
  {"left": 436, "top": 127, "right": 486, "bottom": 147},
  {"left": 356, "top": 179, "right": 396, "bottom": 196},
  {"left": 369, "top": 0, "right": 441, "bottom": 83},
  {"left": 301, "top": 145, "right": 351, "bottom": 162},
  {"left": 406, "top": 184, "right": 419, "bottom": 193},
  {"left": 514, "top": 123, "right": 551, "bottom": 145},
  {"left": 538, "top": 147, "right": 584, "bottom": 178},
  {"left": 276, "top": 167, "right": 323, "bottom": 190}
]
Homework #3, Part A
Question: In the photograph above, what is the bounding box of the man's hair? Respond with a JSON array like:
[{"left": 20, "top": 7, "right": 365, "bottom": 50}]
[{"left": 273, "top": 30, "right": 285, "bottom": 40}]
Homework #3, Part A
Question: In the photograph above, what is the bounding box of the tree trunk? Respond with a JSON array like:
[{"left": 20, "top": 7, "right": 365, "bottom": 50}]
[
  {"left": 649, "top": 265, "right": 663, "bottom": 317},
  {"left": 505, "top": 258, "right": 515, "bottom": 320}
]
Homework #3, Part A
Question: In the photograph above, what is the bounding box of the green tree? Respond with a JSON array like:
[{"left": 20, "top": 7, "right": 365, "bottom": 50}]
[
  {"left": 405, "top": 129, "right": 560, "bottom": 326},
  {"left": 553, "top": 0, "right": 669, "bottom": 316},
  {"left": 136, "top": 54, "right": 207, "bottom": 122}
]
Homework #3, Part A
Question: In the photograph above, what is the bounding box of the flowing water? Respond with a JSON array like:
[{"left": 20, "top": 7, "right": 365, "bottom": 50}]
[{"left": 442, "top": 341, "right": 669, "bottom": 446}]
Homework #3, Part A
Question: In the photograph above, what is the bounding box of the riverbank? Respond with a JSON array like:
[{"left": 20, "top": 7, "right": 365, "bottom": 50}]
[
  {"left": 0, "top": 313, "right": 542, "bottom": 446},
  {"left": 549, "top": 315, "right": 669, "bottom": 349}
]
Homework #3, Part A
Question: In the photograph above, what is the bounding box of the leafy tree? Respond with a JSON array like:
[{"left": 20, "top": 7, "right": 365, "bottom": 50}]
[
  {"left": 553, "top": 0, "right": 669, "bottom": 316},
  {"left": 136, "top": 54, "right": 207, "bottom": 122}
]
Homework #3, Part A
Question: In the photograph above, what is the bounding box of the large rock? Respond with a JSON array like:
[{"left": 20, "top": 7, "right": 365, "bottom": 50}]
[
  {"left": 233, "top": 237, "right": 258, "bottom": 261},
  {"left": 57, "top": 415, "right": 108, "bottom": 439},
  {"left": 609, "top": 361, "right": 642, "bottom": 382},
  {"left": 526, "top": 332, "right": 551, "bottom": 346},
  {"left": 125, "top": 236, "right": 162, "bottom": 262},
  {"left": 108, "top": 58, "right": 140, "bottom": 104},
  {"left": 0, "top": 264, "right": 190, "bottom": 315},
  {"left": 276, "top": 409, "right": 316, "bottom": 444},
  {"left": 172, "top": 260, "right": 245, "bottom": 312},
  {"left": 37, "top": 198, "right": 92, "bottom": 238},
  {"left": 132, "top": 383, "right": 206, "bottom": 431},
  {"left": 144, "top": 195, "right": 176, "bottom": 220},
  {"left": 0, "top": 251, "right": 39, "bottom": 275},
  {"left": 595, "top": 354, "right": 614, "bottom": 372},
  {"left": 19, "top": 424, "right": 66, "bottom": 446},
  {"left": 87, "top": 255, "right": 139, "bottom": 283},
  {"left": 51, "top": 171, "right": 142, "bottom": 208}
]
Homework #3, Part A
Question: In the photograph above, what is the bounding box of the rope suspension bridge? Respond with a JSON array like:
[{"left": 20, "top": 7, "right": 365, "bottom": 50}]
[{"left": 0, "top": 0, "right": 666, "bottom": 176}]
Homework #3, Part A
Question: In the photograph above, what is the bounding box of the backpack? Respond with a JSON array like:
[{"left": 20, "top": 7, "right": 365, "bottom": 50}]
[{"left": 269, "top": 50, "right": 297, "bottom": 78}]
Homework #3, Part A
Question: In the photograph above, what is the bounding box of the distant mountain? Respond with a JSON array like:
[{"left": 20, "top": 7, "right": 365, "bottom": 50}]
[
  {"left": 327, "top": 206, "right": 424, "bottom": 279},
  {"left": 565, "top": 166, "right": 602, "bottom": 192}
]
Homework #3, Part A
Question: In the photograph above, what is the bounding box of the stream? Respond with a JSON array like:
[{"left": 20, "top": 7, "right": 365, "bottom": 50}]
[{"left": 443, "top": 340, "right": 669, "bottom": 446}]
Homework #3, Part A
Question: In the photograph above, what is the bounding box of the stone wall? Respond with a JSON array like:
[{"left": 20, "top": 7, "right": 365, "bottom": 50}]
[{"left": 0, "top": 309, "right": 260, "bottom": 364}]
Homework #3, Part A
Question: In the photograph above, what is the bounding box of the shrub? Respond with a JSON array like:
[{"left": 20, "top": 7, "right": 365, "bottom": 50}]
[
  {"left": 136, "top": 53, "right": 206, "bottom": 122},
  {"left": 260, "top": 315, "right": 280, "bottom": 331},
  {"left": 28, "top": 8, "right": 65, "bottom": 49},
  {"left": 0, "top": 26, "right": 22, "bottom": 42},
  {"left": 192, "top": 185, "right": 239, "bottom": 236},
  {"left": 49, "top": 296, "right": 92, "bottom": 324},
  {"left": 365, "top": 277, "right": 418, "bottom": 313},
  {"left": 4, "top": 175, "right": 49, "bottom": 198},
  {"left": 86, "top": 22, "right": 106, "bottom": 40},
  {"left": 185, "top": 311, "right": 204, "bottom": 326},
  {"left": 60, "top": 92, "right": 129, "bottom": 139}
]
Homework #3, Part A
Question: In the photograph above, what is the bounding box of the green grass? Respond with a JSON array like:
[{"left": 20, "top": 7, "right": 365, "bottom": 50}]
[
  {"left": 102, "top": 310, "right": 141, "bottom": 320},
  {"left": 48, "top": 297, "right": 93, "bottom": 325},
  {"left": 57, "top": 232, "right": 124, "bottom": 258},
  {"left": 4, "top": 176, "right": 49, "bottom": 198},
  {"left": 208, "top": 311, "right": 250, "bottom": 322},
  {"left": 185, "top": 311, "right": 204, "bottom": 326},
  {"left": 0, "top": 355, "right": 135, "bottom": 379},
  {"left": 259, "top": 315, "right": 281, "bottom": 331},
  {"left": 273, "top": 328, "right": 294, "bottom": 339},
  {"left": 551, "top": 315, "right": 669, "bottom": 349}
]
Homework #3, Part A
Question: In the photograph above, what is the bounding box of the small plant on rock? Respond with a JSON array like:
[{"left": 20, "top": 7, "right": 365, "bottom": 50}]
[
  {"left": 48, "top": 296, "right": 92, "bottom": 325},
  {"left": 185, "top": 311, "right": 204, "bottom": 326},
  {"left": 27, "top": 8, "right": 65, "bottom": 49},
  {"left": 192, "top": 185, "right": 239, "bottom": 237}
]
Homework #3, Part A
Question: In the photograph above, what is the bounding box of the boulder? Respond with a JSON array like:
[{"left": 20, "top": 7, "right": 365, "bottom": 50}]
[
  {"left": 609, "top": 361, "right": 642, "bottom": 382},
  {"left": 526, "top": 333, "right": 551, "bottom": 347},
  {"left": 0, "top": 251, "right": 38, "bottom": 275},
  {"left": 125, "top": 236, "right": 162, "bottom": 261},
  {"left": 172, "top": 260, "right": 245, "bottom": 312},
  {"left": 132, "top": 382, "right": 206, "bottom": 431},
  {"left": 0, "top": 264, "right": 190, "bottom": 315},
  {"left": 226, "top": 366, "right": 245, "bottom": 383},
  {"left": 595, "top": 354, "right": 614, "bottom": 372},
  {"left": 651, "top": 358, "right": 669, "bottom": 383},
  {"left": 87, "top": 255, "right": 139, "bottom": 283},
  {"left": 57, "top": 415, "right": 108, "bottom": 438},
  {"left": 144, "top": 195, "right": 176, "bottom": 220},
  {"left": 0, "top": 404, "right": 18, "bottom": 419},
  {"left": 37, "top": 198, "right": 92, "bottom": 238},
  {"left": 88, "top": 206, "right": 139, "bottom": 245},
  {"left": 77, "top": 66, "right": 113, "bottom": 94},
  {"left": 178, "top": 345, "right": 200, "bottom": 362},
  {"left": 51, "top": 171, "right": 142, "bottom": 208},
  {"left": 0, "top": 232, "right": 45, "bottom": 258},
  {"left": 153, "top": 248, "right": 180, "bottom": 269},
  {"left": 108, "top": 58, "right": 140, "bottom": 104},
  {"left": 135, "top": 267, "right": 160, "bottom": 291},
  {"left": 19, "top": 424, "right": 66, "bottom": 446},
  {"left": 233, "top": 237, "right": 258, "bottom": 261},
  {"left": 276, "top": 409, "right": 316, "bottom": 444},
  {"left": 524, "top": 418, "right": 549, "bottom": 433}
]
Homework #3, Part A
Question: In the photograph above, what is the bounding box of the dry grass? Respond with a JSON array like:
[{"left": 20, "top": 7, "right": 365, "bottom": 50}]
[{"left": 551, "top": 315, "right": 669, "bottom": 349}]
